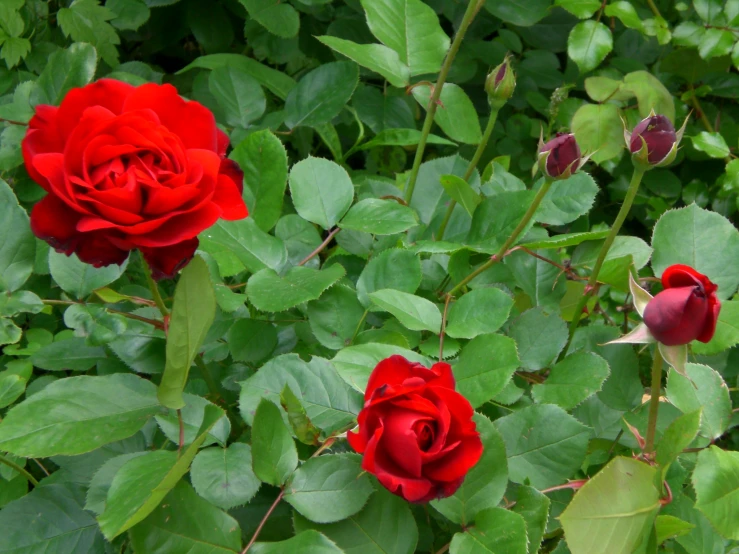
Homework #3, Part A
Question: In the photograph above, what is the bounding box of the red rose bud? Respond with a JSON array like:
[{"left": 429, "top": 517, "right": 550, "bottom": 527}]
[
  {"left": 485, "top": 57, "right": 515, "bottom": 109},
  {"left": 538, "top": 133, "right": 582, "bottom": 179},
  {"left": 643, "top": 264, "right": 720, "bottom": 346},
  {"left": 22, "top": 79, "right": 248, "bottom": 280},
  {"left": 628, "top": 114, "right": 677, "bottom": 167},
  {"left": 348, "top": 355, "right": 482, "bottom": 503}
]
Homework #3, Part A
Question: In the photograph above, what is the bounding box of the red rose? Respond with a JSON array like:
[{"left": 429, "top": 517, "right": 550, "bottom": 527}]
[
  {"left": 629, "top": 114, "right": 676, "bottom": 165},
  {"left": 22, "top": 79, "right": 248, "bottom": 280},
  {"left": 347, "top": 355, "right": 482, "bottom": 503},
  {"left": 539, "top": 133, "right": 582, "bottom": 179},
  {"left": 643, "top": 264, "right": 720, "bottom": 346}
]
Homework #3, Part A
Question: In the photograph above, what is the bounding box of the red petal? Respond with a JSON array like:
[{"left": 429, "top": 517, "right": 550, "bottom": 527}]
[
  {"left": 30, "top": 194, "right": 81, "bottom": 254},
  {"left": 220, "top": 157, "right": 244, "bottom": 194},
  {"left": 217, "top": 129, "right": 230, "bottom": 157},
  {"left": 697, "top": 298, "right": 721, "bottom": 343},
  {"left": 22, "top": 105, "right": 62, "bottom": 190},
  {"left": 56, "top": 79, "right": 134, "bottom": 141},
  {"left": 140, "top": 238, "right": 199, "bottom": 280},
  {"left": 644, "top": 287, "right": 709, "bottom": 345},
  {"left": 661, "top": 264, "right": 706, "bottom": 289},
  {"left": 75, "top": 234, "right": 130, "bottom": 268},
  {"left": 213, "top": 174, "right": 248, "bottom": 220}
]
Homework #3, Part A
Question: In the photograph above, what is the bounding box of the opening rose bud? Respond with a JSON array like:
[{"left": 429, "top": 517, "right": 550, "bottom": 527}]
[
  {"left": 629, "top": 114, "right": 677, "bottom": 166},
  {"left": 643, "top": 264, "right": 720, "bottom": 346},
  {"left": 538, "top": 133, "right": 581, "bottom": 179},
  {"left": 485, "top": 57, "right": 516, "bottom": 109},
  {"left": 347, "top": 355, "right": 482, "bottom": 503}
]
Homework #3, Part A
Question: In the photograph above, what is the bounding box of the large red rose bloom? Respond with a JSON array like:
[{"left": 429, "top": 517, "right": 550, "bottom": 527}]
[
  {"left": 22, "top": 79, "right": 248, "bottom": 279},
  {"left": 348, "top": 355, "right": 482, "bottom": 503}
]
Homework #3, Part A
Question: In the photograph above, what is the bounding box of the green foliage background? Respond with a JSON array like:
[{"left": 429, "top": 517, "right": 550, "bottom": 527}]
[{"left": 0, "top": 0, "right": 739, "bottom": 553}]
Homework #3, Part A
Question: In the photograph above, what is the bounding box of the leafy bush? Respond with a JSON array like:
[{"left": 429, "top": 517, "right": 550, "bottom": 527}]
[{"left": 0, "top": 0, "right": 738, "bottom": 553}]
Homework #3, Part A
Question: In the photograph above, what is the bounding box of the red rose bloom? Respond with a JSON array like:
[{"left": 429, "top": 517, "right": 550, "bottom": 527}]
[
  {"left": 22, "top": 79, "right": 248, "bottom": 280},
  {"left": 643, "top": 264, "right": 720, "bottom": 346},
  {"left": 348, "top": 355, "right": 482, "bottom": 503}
]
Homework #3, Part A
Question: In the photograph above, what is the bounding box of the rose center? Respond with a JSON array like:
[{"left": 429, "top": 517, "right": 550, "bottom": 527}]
[{"left": 414, "top": 421, "right": 436, "bottom": 452}]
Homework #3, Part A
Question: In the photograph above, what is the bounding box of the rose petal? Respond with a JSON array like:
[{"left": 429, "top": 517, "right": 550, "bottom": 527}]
[
  {"left": 140, "top": 238, "right": 199, "bottom": 280},
  {"left": 697, "top": 298, "right": 721, "bottom": 343},
  {"left": 644, "top": 287, "right": 709, "bottom": 345},
  {"left": 22, "top": 105, "right": 62, "bottom": 190},
  {"left": 56, "top": 79, "right": 134, "bottom": 141},
  {"left": 30, "top": 194, "right": 81, "bottom": 254}
]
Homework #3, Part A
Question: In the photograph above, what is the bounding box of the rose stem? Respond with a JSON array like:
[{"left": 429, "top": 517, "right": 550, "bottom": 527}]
[
  {"left": 350, "top": 309, "right": 369, "bottom": 345},
  {"left": 0, "top": 454, "right": 39, "bottom": 486},
  {"left": 298, "top": 227, "right": 340, "bottom": 266},
  {"left": 439, "top": 294, "right": 453, "bottom": 360},
  {"left": 42, "top": 299, "right": 165, "bottom": 330},
  {"left": 446, "top": 179, "right": 553, "bottom": 297},
  {"left": 241, "top": 438, "right": 336, "bottom": 554},
  {"left": 436, "top": 108, "right": 500, "bottom": 241},
  {"left": 644, "top": 348, "right": 664, "bottom": 455},
  {"left": 144, "top": 264, "right": 170, "bottom": 317},
  {"left": 403, "top": 0, "right": 486, "bottom": 204},
  {"left": 558, "top": 165, "right": 646, "bottom": 361},
  {"left": 177, "top": 409, "right": 184, "bottom": 457}
]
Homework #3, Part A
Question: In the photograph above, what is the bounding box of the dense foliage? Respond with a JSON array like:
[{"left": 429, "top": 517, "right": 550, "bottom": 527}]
[{"left": 0, "top": 0, "right": 739, "bottom": 553}]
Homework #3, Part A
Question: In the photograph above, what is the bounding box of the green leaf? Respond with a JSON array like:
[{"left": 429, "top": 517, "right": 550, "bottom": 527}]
[
  {"left": 339, "top": 198, "right": 418, "bottom": 235},
  {"left": 308, "top": 284, "right": 366, "bottom": 350},
  {"left": 0, "top": 372, "right": 27, "bottom": 409},
  {"left": 239, "top": 354, "right": 363, "bottom": 435},
  {"left": 571, "top": 103, "right": 624, "bottom": 163},
  {"left": 155, "top": 393, "right": 230, "bottom": 448},
  {"left": 209, "top": 65, "right": 266, "bottom": 128},
  {"left": 191, "top": 443, "right": 261, "bottom": 511},
  {"left": 284, "top": 454, "right": 374, "bottom": 523},
  {"left": 560, "top": 457, "right": 660, "bottom": 554},
  {"left": 128, "top": 481, "right": 242, "bottom": 553},
  {"left": 692, "top": 446, "right": 739, "bottom": 540},
  {"left": 251, "top": 398, "right": 299, "bottom": 487},
  {"left": 356, "top": 248, "right": 422, "bottom": 306},
  {"left": 494, "top": 404, "right": 591, "bottom": 489},
  {"left": 651, "top": 204, "right": 739, "bottom": 300},
  {"left": 412, "top": 84, "right": 482, "bottom": 144},
  {"left": 484, "top": 0, "right": 551, "bottom": 26},
  {"left": 29, "top": 337, "right": 106, "bottom": 371},
  {"left": 86, "top": 453, "right": 148, "bottom": 515},
  {"left": 247, "top": 264, "right": 346, "bottom": 313},
  {"left": 506, "top": 249, "right": 568, "bottom": 311},
  {"left": 332, "top": 344, "right": 430, "bottom": 391},
  {"left": 57, "top": 0, "right": 120, "bottom": 66},
  {"left": 107, "top": 0, "right": 150, "bottom": 31},
  {"left": 227, "top": 319, "right": 277, "bottom": 363},
  {"left": 692, "top": 300, "right": 739, "bottom": 355},
  {"left": 534, "top": 173, "right": 599, "bottom": 226},
  {"left": 358, "top": 128, "right": 455, "bottom": 150},
  {"left": 240, "top": 0, "right": 299, "bottom": 38},
  {"left": 440, "top": 174, "right": 482, "bottom": 217},
  {"left": 568, "top": 20, "right": 613, "bottom": 74},
  {"left": 285, "top": 62, "right": 359, "bottom": 129},
  {"left": 63, "top": 304, "right": 127, "bottom": 346},
  {"left": 512, "top": 486, "right": 551, "bottom": 554},
  {"left": 655, "top": 410, "right": 701, "bottom": 480},
  {"left": 532, "top": 351, "right": 610, "bottom": 410},
  {"left": 699, "top": 28, "right": 735, "bottom": 59},
  {"left": 250, "top": 531, "right": 343, "bottom": 554},
  {"left": 623, "top": 71, "right": 675, "bottom": 123},
  {"left": 655, "top": 515, "right": 695, "bottom": 545},
  {"left": 289, "top": 156, "right": 354, "bottom": 230},
  {"left": 0, "top": 373, "right": 160, "bottom": 457},
  {"left": 690, "top": 131, "right": 730, "bottom": 158},
  {"left": 230, "top": 130, "right": 288, "bottom": 232},
  {"left": 369, "top": 289, "right": 442, "bottom": 332},
  {"left": 97, "top": 404, "right": 224, "bottom": 539},
  {"left": 445, "top": 287, "right": 514, "bottom": 339},
  {"left": 519, "top": 230, "right": 610, "bottom": 249},
  {"left": 317, "top": 36, "right": 410, "bottom": 88},
  {"left": 201, "top": 218, "right": 288, "bottom": 274},
  {"left": 509, "top": 307, "right": 568, "bottom": 371},
  {"left": 466, "top": 191, "right": 536, "bottom": 254},
  {"left": 666, "top": 364, "right": 731, "bottom": 440},
  {"left": 281, "top": 385, "right": 321, "bottom": 445},
  {"left": 360, "top": 0, "right": 449, "bottom": 76},
  {"left": 32, "top": 43, "right": 97, "bottom": 106},
  {"left": 432, "top": 414, "right": 508, "bottom": 526},
  {"left": 49, "top": 250, "right": 128, "bottom": 299},
  {"left": 450, "top": 508, "right": 528, "bottom": 554},
  {"left": 294, "top": 486, "right": 418, "bottom": 554},
  {"left": 584, "top": 75, "right": 623, "bottom": 102},
  {"left": 0, "top": 179, "right": 35, "bottom": 292},
  {"left": 0, "top": 482, "right": 105, "bottom": 553},
  {"left": 0, "top": 318, "right": 21, "bottom": 346},
  {"left": 0, "top": 36, "right": 30, "bottom": 68},
  {"left": 604, "top": 1, "right": 645, "bottom": 30},
  {"left": 555, "top": 0, "right": 600, "bottom": 19},
  {"left": 453, "top": 334, "right": 520, "bottom": 408},
  {"left": 158, "top": 256, "right": 216, "bottom": 410}
]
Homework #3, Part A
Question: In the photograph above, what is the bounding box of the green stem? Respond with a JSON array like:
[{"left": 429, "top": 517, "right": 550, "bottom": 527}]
[
  {"left": 144, "top": 265, "right": 169, "bottom": 317},
  {"left": 403, "top": 0, "right": 485, "bottom": 204},
  {"left": 437, "top": 108, "right": 499, "bottom": 241},
  {"left": 447, "top": 179, "right": 552, "bottom": 297},
  {"left": 559, "top": 166, "right": 646, "bottom": 360},
  {"left": 350, "top": 309, "right": 369, "bottom": 345},
  {"left": 0, "top": 454, "right": 39, "bottom": 486},
  {"left": 645, "top": 348, "right": 664, "bottom": 455},
  {"left": 645, "top": 0, "right": 662, "bottom": 18}
]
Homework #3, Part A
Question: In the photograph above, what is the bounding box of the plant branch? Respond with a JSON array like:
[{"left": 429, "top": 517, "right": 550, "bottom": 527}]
[
  {"left": 559, "top": 166, "right": 646, "bottom": 360},
  {"left": 645, "top": 348, "right": 664, "bottom": 455},
  {"left": 298, "top": 227, "right": 340, "bottom": 266},
  {"left": 0, "top": 454, "right": 39, "bottom": 486},
  {"left": 403, "top": 0, "right": 486, "bottom": 203},
  {"left": 144, "top": 265, "right": 169, "bottom": 317},
  {"left": 351, "top": 309, "right": 369, "bottom": 345},
  {"left": 645, "top": 0, "right": 662, "bottom": 18},
  {"left": 42, "top": 299, "right": 164, "bottom": 330},
  {"left": 447, "top": 179, "right": 552, "bottom": 297},
  {"left": 437, "top": 108, "right": 499, "bottom": 241},
  {"left": 439, "top": 294, "right": 453, "bottom": 360},
  {"left": 540, "top": 479, "right": 588, "bottom": 494}
]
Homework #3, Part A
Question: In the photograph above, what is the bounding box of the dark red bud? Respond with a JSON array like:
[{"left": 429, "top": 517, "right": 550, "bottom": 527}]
[
  {"left": 494, "top": 63, "right": 507, "bottom": 87},
  {"left": 629, "top": 115, "right": 676, "bottom": 164},
  {"left": 540, "top": 133, "right": 581, "bottom": 178}
]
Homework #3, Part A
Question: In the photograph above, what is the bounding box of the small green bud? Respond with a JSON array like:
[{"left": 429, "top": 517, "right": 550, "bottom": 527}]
[{"left": 485, "top": 57, "right": 515, "bottom": 109}]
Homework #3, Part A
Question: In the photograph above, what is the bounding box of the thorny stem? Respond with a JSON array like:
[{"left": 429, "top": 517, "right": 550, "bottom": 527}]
[
  {"left": 403, "top": 0, "right": 486, "bottom": 204},
  {"left": 144, "top": 265, "right": 169, "bottom": 317},
  {"left": 446, "top": 179, "right": 553, "bottom": 297},
  {"left": 559, "top": 166, "right": 646, "bottom": 361},
  {"left": 0, "top": 454, "right": 39, "bottom": 486},
  {"left": 298, "top": 227, "right": 340, "bottom": 266},
  {"left": 436, "top": 108, "right": 499, "bottom": 241},
  {"left": 645, "top": 348, "right": 664, "bottom": 455}
]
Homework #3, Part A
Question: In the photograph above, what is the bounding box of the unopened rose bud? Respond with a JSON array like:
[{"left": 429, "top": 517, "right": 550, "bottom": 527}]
[
  {"left": 538, "top": 133, "right": 582, "bottom": 179},
  {"left": 485, "top": 57, "right": 515, "bottom": 109},
  {"left": 627, "top": 114, "right": 679, "bottom": 168}
]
